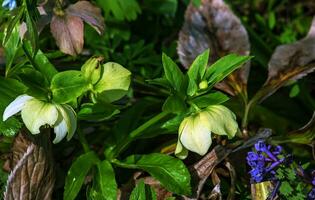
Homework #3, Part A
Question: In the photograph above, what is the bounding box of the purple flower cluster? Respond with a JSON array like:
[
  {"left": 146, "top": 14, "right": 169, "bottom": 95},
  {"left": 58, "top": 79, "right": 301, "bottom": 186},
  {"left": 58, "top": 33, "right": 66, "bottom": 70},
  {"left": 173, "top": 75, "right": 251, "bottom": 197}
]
[
  {"left": 308, "top": 172, "right": 315, "bottom": 200},
  {"left": 246, "top": 140, "right": 285, "bottom": 183}
]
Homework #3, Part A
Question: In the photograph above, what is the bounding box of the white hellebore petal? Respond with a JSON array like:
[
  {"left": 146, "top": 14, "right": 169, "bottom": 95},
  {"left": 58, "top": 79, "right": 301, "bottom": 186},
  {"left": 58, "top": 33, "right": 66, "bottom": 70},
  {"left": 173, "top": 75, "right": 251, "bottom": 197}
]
[
  {"left": 206, "top": 105, "right": 238, "bottom": 139},
  {"left": 3, "top": 94, "right": 77, "bottom": 144},
  {"left": 179, "top": 112, "right": 212, "bottom": 156},
  {"left": 54, "top": 105, "right": 77, "bottom": 144},
  {"left": 3, "top": 94, "right": 33, "bottom": 121},
  {"left": 21, "top": 98, "right": 59, "bottom": 134}
]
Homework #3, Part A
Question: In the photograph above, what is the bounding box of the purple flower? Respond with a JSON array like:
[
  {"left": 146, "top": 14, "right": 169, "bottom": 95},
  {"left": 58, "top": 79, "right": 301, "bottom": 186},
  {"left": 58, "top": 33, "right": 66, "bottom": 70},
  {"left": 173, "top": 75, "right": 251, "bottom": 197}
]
[
  {"left": 247, "top": 141, "right": 286, "bottom": 183},
  {"left": 255, "top": 140, "right": 267, "bottom": 152},
  {"left": 308, "top": 188, "right": 315, "bottom": 200}
]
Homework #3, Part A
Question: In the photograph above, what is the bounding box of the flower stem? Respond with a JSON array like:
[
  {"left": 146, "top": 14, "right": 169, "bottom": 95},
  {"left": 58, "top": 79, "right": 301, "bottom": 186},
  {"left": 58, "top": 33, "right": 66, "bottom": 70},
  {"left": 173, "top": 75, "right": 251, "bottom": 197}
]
[
  {"left": 111, "top": 111, "right": 169, "bottom": 158},
  {"left": 77, "top": 127, "right": 90, "bottom": 153}
]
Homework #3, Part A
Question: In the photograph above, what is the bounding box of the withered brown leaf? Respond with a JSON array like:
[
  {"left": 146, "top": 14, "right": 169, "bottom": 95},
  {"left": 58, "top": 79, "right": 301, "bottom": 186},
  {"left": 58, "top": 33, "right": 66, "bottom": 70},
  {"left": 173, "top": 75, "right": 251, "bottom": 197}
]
[
  {"left": 67, "top": 1, "right": 105, "bottom": 35},
  {"left": 253, "top": 16, "right": 315, "bottom": 103},
  {"left": 50, "top": 14, "right": 84, "bottom": 56},
  {"left": 50, "top": 1, "right": 104, "bottom": 56},
  {"left": 178, "top": 0, "right": 250, "bottom": 96},
  {"left": 4, "top": 129, "right": 55, "bottom": 200}
]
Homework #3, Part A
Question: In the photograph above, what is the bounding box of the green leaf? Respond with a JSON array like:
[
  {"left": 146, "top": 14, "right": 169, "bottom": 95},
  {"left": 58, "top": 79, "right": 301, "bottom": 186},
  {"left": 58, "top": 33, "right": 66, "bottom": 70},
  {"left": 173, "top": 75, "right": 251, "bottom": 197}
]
[
  {"left": 187, "top": 49, "right": 209, "bottom": 83},
  {"left": 119, "top": 153, "right": 191, "bottom": 195},
  {"left": 0, "top": 77, "right": 26, "bottom": 136},
  {"left": 95, "top": 160, "right": 117, "bottom": 200},
  {"left": 64, "top": 151, "right": 99, "bottom": 200},
  {"left": 192, "top": 92, "right": 229, "bottom": 108},
  {"left": 144, "top": 0, "right": 178, "bottom": 17},
  {"left": 51, "top": 70, "right": 89, "bottom": 104},
  {"left": 96, "top": 0, "right": 141, "bottom": 21},
  {"left": 0, "top": 118, "right": 22, "bottom": 137},
  {"left": 18, "top": 68, "right": 49, "bottom": 100},
  {"left": 289, "top": 84, "right": 300, "bottom": 98},
  {"left": 33, "top": 50, "right": 58, "bottom": 82},
  {"left": 78, "top": 103, "right": 120, "bottom": 121},
  {"left": 161, "top": 114, "right": 186, "bottom": 131},
  {"left": 3, "top": 23, "right": 20, "bottom": 74},
  {"left": 279, "top": 181, "right": 293, "bottom": 197},
  {"left": 25, "top": 9, "right": 39, "bottom": 55},
  {"left": 186, "top": 49, "right": 209, "bottom": 96},
  {"left": 205, "top": 54, "right": 251, "bottom": 87},
  {"left": 162, "top": 53, "right": 184, "bottom": 92},
  {"left": 129, "top": 180, "right": 157, "bottom": 200},
  {"left": 162, "top": 94, "right": 186, "bottom": 114}
]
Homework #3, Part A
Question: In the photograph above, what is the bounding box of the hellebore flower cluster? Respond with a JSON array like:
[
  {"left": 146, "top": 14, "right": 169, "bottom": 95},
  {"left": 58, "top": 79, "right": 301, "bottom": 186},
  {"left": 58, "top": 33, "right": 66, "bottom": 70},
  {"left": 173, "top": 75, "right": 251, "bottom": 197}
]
[
  {"left": 3, "top": 94, "right": 77, "bottom": 143},
  {"left": 247, "top": 140, "right": 285, "bottom": 183},
  {"left": 175, "top": 105, "right": 238, "bottom": 159},
  {"left": 2, "top": 0, "right": 16, "bottom": 10}
]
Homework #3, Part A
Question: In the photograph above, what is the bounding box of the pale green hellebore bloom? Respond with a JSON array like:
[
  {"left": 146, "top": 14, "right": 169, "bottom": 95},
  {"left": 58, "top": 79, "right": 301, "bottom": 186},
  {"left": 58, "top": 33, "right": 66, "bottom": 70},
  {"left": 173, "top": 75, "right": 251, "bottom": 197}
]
[
  {"left": 2, "top": 94, "right": 77, "bottom": 144},
  {"left": 175, "top": 105, "right": 238, "bottom": 159}
]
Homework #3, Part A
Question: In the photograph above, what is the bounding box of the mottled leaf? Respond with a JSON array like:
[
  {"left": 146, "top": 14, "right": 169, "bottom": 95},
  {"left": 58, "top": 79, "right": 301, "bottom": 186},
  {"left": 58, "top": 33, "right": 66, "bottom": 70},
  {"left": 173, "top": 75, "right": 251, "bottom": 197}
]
[
  {"left": 252, "top": 16, "right": 315, "bottom": 103},
  {"left": 67, "top": 1, "right": 105, "bottom": 34},
  {"left": 50, "top": 14, "right": 84, "bottom": 56},
  {"left": 178, "top": 0, "right": 250, "bottom": 96}
]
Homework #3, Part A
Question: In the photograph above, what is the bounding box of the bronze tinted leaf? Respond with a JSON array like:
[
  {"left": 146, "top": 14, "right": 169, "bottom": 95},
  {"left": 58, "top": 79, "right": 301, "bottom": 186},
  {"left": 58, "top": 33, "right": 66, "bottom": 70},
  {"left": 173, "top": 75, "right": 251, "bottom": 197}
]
[
  {"left": 67, "top": 1, "right": 105, "bottom": 35},
  {"left": 4, "top": 129, "right": 55, "bottom": 200},
  {"left": 50, "top": 14, "right": 84, "bottom": 56},
  {"left": 178, "top": 0, "right": 250, "bottom": 96},
  {"left": 253, "top": 17, "right": 315, "bottom": 103}
]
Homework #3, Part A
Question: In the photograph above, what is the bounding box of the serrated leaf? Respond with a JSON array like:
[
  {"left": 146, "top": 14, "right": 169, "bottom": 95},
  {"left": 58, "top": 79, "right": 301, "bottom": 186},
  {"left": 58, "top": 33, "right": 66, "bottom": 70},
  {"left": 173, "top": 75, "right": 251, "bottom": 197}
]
[
  {"left": 95, "top": 160, "right": 117, "bottom": 200},
  {"left": 119, "top": 153, "right": 191, "bottom": 195},
  {"left": 162, "top": 53, "right": 184, "bottom": 93},
  {"left": 78, "top": 102, "right": 120, "bottom": 121},
  {"left": 162, "top": 94, "right": 186, "bottom": 114},
  {"left": 51, "top": 70, "right": 89, "bottom": 104},
  {"left": 192, "top": 91, "right": 229, "bottom": 108},
  {"left": 129, "top": 180, "right": 157, "bottom": 200}
]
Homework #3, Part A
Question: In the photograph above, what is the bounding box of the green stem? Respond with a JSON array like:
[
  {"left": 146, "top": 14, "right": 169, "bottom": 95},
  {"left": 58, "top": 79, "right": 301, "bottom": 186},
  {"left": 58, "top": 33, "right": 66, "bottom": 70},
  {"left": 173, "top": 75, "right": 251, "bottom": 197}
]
[
  {"left": 112, "top": 111, "right": 169, "bottom": 158},
  {"left": 77, "top": 127, "right": 90, "bottom": 153}
]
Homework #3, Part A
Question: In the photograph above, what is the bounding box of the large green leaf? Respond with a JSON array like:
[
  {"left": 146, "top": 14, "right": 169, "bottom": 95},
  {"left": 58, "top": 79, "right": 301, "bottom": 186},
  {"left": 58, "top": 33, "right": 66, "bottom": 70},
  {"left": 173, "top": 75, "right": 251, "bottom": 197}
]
[
  {"left": 64, "top": 151, "right": 99, "bottom": 200},
  {"left": 33, "top": 50, "right": 58, "bottom": 82},
  {"left": 78, "top": 103, "right": 120, "bottom": 121},
  {"left": 162, "top": 94, "right": 186, "bottom": 114},
  {"left": 129, "top": 180, "right": 157, "bottom": 200},
  {"left": 205, "top": 54, "right": 251, "bottom": 87},
  {"left": 51, "top": 70, "right": 89, "bottom": 104},
  {"left": 191, "top": 91, "right": 229, "bottom": 108},
  {"left": 3, "top": 24, "right": 20, "bottom": 74},
  {"left": 118, "top": 153, "right": 191, "bottom": 195},
  {"left": 162, "top": 53, "right": 185, "bottom": 93},
  {"left": 95, "top": 160, "right": 117, "bottom": 200}
]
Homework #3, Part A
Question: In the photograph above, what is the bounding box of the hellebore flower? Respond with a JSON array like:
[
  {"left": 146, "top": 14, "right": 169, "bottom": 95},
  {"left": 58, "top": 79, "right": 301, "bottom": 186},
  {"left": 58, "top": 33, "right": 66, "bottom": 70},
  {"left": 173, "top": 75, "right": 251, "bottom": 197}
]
[
  {"left": 3, "top": 94, "right": 77, "bottom": 143},
  {"left": 2, "top": 0, "right": 16, "bottom": 10},
  {"left": 175, "top": 105, "right": 238, "bottom": 158}
]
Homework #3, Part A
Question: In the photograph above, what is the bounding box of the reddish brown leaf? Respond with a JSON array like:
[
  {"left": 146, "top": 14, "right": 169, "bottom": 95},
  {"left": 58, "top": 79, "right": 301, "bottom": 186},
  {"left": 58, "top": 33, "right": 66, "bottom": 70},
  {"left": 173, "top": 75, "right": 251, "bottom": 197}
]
[
  {"left": 50, "top": 14, "right": 84, "bottom": 56},
  {"left": 178, "top": 0, "right": 250, "bottom": 96},
  {"left": 252, "top": 16, "right": 315, "bottom": 103},
  {"left": 67, "top": 1, "right": 105, "bottom": 35}
]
